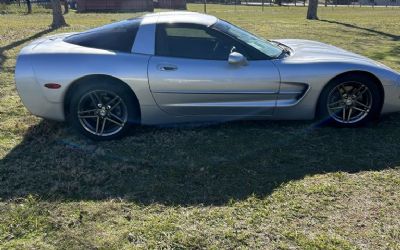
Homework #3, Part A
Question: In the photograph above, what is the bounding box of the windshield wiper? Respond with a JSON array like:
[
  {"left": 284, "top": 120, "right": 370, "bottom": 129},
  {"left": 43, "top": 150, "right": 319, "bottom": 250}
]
[{"left": 271, "top": 41, "right": 291, "bottom": 58}]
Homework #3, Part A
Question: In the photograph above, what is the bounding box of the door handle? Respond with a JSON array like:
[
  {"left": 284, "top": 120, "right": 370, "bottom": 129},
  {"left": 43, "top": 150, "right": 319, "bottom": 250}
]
[{"left": 158, "top": 64, "right": 178, "bottom": 71}]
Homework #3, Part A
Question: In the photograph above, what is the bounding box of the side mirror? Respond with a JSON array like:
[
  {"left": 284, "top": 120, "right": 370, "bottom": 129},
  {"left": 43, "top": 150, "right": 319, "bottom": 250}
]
[{"left": 228, "top": 52, "right": 248, "bottom": 66}]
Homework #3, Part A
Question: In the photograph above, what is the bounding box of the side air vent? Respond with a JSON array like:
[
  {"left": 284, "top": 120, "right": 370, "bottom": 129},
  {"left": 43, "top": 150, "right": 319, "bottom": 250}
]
[{"left": 276, "top": 82, "right": 310, "bottom": 107}]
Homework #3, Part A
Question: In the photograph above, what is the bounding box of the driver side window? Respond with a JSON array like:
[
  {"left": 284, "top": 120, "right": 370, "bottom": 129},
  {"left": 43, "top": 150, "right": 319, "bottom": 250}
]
[{"left": 156, "top": 23, "right": 250, "bottom": 60}]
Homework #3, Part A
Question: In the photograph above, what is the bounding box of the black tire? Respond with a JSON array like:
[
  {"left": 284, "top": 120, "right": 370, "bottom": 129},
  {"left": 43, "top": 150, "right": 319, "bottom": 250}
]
[
  {"left": 317, "top": 73, "right": 382, "bottom": 127},
  {"left": 69, "top": 80, "right": 139, "bottom": 141}
]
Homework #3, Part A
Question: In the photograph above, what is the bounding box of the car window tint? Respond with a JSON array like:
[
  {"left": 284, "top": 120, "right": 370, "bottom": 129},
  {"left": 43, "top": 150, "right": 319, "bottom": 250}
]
[
  {"left": 156, "top": 23, "right": 252, "bottom": 60},
  {"left": 64, "top": 18, "right": 141, "bottom": 53},
  {"left": 166, "top": 27, "right": 213, "bottom": 38}
]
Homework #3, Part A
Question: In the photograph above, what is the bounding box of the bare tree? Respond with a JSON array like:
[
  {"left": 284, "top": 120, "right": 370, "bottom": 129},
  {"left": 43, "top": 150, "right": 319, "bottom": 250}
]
[
  {"left": 307, "top": 0, "right": 319, "bottom": 19},
  {"left": 51, "top": 0, "right": 67, "bottom": 28},
  {"left": 63, "top": 0, "right": 69, "bottom": 14},
  {"left": 26, "top": 0, "right": 32, "bottom": 13}
]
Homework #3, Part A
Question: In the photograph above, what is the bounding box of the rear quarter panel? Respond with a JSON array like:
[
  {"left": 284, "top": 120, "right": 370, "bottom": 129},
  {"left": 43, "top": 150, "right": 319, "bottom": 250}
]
[{"left": 17, "top": 40, "right": 155, "bottom": 121}]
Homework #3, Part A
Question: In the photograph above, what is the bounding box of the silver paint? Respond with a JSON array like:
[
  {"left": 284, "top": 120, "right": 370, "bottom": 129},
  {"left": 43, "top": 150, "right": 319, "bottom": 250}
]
[{"left": 15, "top": 12, "right": 400, "bottom": 125}]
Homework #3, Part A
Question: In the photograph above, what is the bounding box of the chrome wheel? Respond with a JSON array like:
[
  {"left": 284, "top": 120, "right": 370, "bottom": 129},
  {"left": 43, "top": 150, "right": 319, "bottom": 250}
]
[
  {"left": 77, "top": 90, "right": 128, "bottom": 137},
  {"left": 327, "top": 82, "right": 373, "bottom": 124}
]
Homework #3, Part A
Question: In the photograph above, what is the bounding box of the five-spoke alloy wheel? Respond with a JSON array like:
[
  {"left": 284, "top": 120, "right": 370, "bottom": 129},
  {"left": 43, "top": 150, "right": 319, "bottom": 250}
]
[
  {"left": 318, "top": 74, "right": 382, "bottom": 127},
  {"left": 78, "top": 90, "right": 128, "bottom": 137},
  {"left": 69, "top": 80, "right": 139, "bottom": 140}
]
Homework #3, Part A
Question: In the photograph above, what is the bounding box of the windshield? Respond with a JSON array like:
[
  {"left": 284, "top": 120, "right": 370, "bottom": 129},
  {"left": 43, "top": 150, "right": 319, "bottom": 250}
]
[{"left": 212, "top": 20, "right": 283, "bottom": 58}]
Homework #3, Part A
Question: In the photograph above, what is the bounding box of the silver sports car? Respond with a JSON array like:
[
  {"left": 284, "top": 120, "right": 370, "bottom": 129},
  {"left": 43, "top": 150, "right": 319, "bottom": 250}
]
[{"left": 15, "top": 11, "right": 400, "bottom": 140}]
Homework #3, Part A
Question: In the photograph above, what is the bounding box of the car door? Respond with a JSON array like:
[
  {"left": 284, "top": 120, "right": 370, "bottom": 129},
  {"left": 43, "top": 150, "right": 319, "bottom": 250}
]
[{"left": 147, "top": 22, "right": 281, "bottom": 116}]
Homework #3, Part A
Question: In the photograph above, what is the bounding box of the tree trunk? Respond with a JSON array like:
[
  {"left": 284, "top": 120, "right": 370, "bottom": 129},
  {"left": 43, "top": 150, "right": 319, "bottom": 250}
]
[
  {"left": 51, "top": 0, "right": 67, "bottom": 29},
  {"left": 26, "top": 0, "right": 32, "bottom": 14},
  {"left": 63, "top": 0, "right": 69, "bottom": 14},
  {"left": 307, "top": 0, "right": 319, "bottom": 19}
]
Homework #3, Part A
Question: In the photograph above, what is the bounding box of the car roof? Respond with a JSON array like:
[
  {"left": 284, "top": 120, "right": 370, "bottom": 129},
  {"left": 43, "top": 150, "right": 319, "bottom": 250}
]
[{"left": 141, "top": 11, "right": 218, "bottom": 26}]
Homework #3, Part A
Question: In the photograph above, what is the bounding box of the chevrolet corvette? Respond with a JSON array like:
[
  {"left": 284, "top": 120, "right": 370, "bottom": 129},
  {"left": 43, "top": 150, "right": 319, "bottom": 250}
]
[{"left": 15, "top": 11, "right": 400, "bottom": 140}]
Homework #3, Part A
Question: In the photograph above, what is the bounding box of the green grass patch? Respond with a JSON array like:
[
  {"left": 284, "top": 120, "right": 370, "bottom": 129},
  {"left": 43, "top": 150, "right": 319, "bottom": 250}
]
[{"left": 0, "top": 4, "right": 400, "bottom": 249}]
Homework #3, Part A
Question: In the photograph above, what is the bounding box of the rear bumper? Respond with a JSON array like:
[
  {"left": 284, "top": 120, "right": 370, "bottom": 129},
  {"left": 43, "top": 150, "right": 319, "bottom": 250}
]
[{"left": 15, "top": 54, "right": 65, "bottom": 121}]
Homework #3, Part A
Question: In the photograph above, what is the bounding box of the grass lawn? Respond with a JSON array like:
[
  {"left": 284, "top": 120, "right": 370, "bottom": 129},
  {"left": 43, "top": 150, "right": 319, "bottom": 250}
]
[{"left": 1, "top": 3, "right": 400, "bottom": 249}]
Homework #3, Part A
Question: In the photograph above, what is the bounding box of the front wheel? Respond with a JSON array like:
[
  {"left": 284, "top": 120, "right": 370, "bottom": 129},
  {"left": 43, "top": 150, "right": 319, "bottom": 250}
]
[
  {"left": 318, "top": 74, "right": 382, "bottom": 127},
  {"left": 69, "top": 81, "right": 138, "bottom": 140}
]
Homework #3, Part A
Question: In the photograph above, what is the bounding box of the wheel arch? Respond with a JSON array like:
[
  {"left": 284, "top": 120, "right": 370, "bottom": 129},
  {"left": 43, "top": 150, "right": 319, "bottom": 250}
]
[
  {"left": 316, "top": 70, "right": 385, "bottom": 117},
  {"left": 64, "top": 74, "right": 141, "bottom": 122}
]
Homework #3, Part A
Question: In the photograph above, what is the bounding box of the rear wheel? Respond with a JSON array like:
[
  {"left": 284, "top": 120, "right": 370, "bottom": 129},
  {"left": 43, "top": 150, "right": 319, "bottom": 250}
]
[
  {"left": 318, "top": 74, "right": 382, "bottom": 127},
  {"left": 69, "top": 81, "right": 138, "bottom": 140}
]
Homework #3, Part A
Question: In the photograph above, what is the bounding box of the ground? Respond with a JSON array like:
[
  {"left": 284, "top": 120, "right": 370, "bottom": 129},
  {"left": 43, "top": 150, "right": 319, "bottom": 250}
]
[{"left": 0, "top": 3, "right": 400, "bottom": 249}]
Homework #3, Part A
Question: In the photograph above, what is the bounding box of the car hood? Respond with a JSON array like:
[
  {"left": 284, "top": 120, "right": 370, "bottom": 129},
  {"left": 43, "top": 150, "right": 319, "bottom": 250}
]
[{"left": 275, "top": 39, "right": 393, "bottom": 70}]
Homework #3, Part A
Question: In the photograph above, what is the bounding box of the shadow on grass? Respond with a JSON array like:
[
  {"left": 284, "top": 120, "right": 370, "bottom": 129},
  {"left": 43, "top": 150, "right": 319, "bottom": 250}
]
[
  {"left": 1, "top": 24, "right": 400, "bottom": 206},
  {"left": 320, "top": 19, "right": 400, "bottom": 67},
  {"left": 0, "top": 28, "right": 55, "bottom": 69},
  {"left": 370, "top": 44, "right": 400, "bottom": 66},
  {"left": 319, "top": 19, "right": 400, "bottom": 41},
  {"left": 1, "top": 114, "right": 400, "bottom": 205}
]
